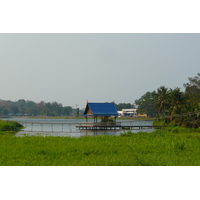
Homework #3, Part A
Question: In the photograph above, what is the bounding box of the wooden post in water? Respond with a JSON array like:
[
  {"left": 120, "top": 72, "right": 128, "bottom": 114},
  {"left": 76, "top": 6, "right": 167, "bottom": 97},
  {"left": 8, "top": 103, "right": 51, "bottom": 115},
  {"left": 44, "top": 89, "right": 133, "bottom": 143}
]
[
  {"left": 85, "top": 116, "right": 88, "bottom": 130},
  {"left": 40, "top": 123, "right": 43, "bottom": 132}
]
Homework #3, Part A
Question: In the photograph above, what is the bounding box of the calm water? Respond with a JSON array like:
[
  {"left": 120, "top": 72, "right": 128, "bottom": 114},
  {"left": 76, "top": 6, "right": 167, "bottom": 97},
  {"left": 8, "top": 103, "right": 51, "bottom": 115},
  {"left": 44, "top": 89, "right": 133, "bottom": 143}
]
[{"left": 3, "top": 118, "right": 154, "bottom": 137}]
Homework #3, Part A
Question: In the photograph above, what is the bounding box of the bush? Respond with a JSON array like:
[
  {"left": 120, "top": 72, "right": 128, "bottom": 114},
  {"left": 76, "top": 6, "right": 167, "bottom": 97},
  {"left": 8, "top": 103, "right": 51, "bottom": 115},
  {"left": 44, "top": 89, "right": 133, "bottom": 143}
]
[{"left": 0, "top": 120, "right": 23, "bottom": 131}]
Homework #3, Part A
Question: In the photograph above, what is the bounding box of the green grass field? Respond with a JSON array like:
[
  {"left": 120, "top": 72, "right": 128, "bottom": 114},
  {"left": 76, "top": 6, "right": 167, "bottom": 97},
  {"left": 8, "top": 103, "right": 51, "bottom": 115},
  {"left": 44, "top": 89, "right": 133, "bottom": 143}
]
[{"left": 0, "top": 126, "right": 200, "bottom": 166}]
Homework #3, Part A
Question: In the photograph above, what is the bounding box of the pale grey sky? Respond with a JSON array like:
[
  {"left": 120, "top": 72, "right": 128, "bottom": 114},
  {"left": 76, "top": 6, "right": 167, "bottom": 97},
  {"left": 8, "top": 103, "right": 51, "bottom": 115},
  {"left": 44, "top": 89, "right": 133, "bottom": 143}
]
[{"left": 0, "top": 33, "right": 200, "bottom": 108}]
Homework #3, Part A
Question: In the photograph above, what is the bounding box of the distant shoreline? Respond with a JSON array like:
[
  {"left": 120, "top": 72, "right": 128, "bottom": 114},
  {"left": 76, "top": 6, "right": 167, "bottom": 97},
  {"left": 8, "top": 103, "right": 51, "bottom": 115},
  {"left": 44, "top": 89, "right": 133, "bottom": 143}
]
[{"left": 3, "top": 116, "right": 154, "bottom": 121}]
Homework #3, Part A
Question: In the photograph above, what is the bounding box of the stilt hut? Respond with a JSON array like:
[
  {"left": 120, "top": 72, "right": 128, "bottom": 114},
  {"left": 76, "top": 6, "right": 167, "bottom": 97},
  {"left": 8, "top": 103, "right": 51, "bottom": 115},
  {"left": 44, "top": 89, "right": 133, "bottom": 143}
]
[{"left": 83, "top": 102, "right": 119, "bottom": 123}]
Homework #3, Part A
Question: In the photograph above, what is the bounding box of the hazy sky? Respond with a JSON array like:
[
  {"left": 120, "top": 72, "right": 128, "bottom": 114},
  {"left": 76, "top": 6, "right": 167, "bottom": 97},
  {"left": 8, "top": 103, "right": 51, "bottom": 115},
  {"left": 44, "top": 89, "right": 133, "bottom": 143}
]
[{"left": 0, "top": 34, "right": 200, "bottom": 108}]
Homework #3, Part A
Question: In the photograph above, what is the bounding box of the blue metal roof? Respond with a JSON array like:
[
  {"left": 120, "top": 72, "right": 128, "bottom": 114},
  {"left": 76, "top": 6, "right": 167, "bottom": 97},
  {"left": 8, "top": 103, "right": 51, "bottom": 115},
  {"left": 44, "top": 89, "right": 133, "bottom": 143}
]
[{"left": 84, "top": 102, "right": 118, "bottom": 117}]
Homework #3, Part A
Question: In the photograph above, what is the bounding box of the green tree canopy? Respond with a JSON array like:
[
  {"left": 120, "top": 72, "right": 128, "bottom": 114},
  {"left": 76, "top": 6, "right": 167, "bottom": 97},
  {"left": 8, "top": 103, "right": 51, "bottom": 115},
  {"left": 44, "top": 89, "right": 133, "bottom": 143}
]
[
  {"left": 155, "top": 86, "right": 170, "bottom": 115},
  {"left": 135, "top": 73, "right": 200, "bottom": 128},
  {"left": 135, "top": 91, "right": 157, "bottom": 117},
  {"left": 184, "top": 73, "right": 200, "bottom": 104}
]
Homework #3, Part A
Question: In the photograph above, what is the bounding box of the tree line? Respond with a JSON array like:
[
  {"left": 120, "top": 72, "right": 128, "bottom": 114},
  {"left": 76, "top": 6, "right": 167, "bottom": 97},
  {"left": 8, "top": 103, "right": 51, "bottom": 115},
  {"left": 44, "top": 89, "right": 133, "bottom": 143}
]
[
  {"left": 135, "top": 73, "right": 200, "bottom": 128},
  {"left": 0, "top": 100, "right": 73, "bottom": 117},
  {"left": 0, "top": 99, "right": 134, "bottom": 117}
]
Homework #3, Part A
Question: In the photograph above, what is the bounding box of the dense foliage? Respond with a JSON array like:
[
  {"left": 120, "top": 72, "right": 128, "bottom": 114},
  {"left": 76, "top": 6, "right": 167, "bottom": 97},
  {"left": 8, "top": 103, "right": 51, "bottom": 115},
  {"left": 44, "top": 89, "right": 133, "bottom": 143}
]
[
  {"left": 135, "top": 73, "right": 200, "bottom": 127},
  {"left": 0, "top": 128, "right": 200, "bottom": 166},
  {"left": 135, "top": 91, "right": 157, "bottom": 117},
  {"left": 0, "top": 99, "right": 73, "bottom": 116}
]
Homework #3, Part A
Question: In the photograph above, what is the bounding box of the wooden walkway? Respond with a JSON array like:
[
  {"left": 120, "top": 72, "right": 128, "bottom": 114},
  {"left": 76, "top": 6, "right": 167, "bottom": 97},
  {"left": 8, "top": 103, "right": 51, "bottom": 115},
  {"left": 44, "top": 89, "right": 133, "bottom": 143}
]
[{"left": 76, "top": 122, "right": 166, "bottom": 130}]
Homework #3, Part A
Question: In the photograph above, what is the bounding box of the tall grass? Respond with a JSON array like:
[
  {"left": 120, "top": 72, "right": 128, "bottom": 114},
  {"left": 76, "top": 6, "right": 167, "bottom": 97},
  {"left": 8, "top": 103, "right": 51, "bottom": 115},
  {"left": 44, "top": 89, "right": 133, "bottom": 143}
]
[{"left": 0, "top": 127, "right": 200, "bottom": 166}]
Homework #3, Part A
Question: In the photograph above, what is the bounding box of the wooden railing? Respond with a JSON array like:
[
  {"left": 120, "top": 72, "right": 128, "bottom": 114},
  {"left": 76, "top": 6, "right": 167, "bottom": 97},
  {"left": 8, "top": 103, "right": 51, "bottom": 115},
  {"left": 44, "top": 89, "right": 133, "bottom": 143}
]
[{"left": 79, "top": 122, "right": 121, "bottom": 127}]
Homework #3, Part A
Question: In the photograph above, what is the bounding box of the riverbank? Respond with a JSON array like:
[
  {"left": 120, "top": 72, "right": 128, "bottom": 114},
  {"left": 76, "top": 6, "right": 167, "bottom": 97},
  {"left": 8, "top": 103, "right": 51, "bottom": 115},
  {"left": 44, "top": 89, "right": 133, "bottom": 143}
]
[{"left": 0, "top": 127, "right": 200, "bottom": 166}]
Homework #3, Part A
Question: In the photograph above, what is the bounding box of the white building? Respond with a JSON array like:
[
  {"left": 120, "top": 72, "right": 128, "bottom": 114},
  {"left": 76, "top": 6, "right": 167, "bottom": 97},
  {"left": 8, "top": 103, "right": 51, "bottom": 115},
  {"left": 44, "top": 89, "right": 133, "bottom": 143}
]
[{"left": 118, "top": 109, "right": 137, "bottom": 117}]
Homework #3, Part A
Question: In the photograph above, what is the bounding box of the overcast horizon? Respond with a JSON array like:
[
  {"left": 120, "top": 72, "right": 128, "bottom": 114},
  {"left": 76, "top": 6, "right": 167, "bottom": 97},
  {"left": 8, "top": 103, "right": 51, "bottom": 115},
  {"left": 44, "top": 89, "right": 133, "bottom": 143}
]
[{"left": 1, "top": 33, "right": 200, "bottom": 108}]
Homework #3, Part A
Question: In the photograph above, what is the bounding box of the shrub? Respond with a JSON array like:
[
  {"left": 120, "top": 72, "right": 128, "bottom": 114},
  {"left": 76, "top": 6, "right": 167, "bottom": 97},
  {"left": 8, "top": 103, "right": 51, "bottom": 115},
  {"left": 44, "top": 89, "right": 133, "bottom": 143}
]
[{"left": 0, "top": 120, "right": 23, "bottom": 131}]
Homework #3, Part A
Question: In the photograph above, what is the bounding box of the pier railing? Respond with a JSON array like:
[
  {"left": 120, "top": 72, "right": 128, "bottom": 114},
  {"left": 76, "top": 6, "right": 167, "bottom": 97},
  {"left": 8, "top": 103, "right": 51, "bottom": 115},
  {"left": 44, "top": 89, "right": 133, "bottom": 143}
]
[
  {"left": 79, "top": 122, "right": 121, "bottom": 127},
  {"left": 76, "top": 122, "right": 122, "bottom": 130}
]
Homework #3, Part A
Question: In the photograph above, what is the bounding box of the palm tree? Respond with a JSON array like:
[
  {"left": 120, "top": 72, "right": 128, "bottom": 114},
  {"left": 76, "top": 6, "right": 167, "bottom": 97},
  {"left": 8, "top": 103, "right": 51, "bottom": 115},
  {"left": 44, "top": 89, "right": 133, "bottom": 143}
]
[
  {"left": 155, "top": 86, "right": 170, "bottom": 116},
  {"left": 168, "top": 88, "right": 187, "bottom": 124}
]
